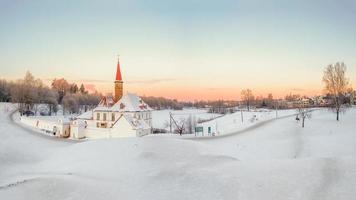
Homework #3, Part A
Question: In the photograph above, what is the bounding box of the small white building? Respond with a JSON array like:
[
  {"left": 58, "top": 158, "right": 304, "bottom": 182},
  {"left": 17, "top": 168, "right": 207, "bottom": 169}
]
[
  {"left": 71, "top": 58, "right": 153, "bottom": 139},
  {"left": 74, "top": 93, "right": 153, "bottom": 139}
]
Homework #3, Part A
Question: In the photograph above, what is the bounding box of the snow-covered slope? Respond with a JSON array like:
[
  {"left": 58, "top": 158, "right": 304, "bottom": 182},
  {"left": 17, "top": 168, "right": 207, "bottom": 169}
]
[
  {"left": 198, "top": 109, "right": 297, "bottom": 136},
  {"left": 1, "top": 103, "right": 356, "bottom": 200}
]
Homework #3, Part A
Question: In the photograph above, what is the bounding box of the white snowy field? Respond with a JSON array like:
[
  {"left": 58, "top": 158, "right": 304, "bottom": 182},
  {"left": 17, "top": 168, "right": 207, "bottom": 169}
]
[
  {"left": 197, "top": 109, "right": 297, "bottom": 136},
  {"left": 152, "top": 108, "right": 296, "bottom": 136},
  {"left": 152, "top": 108, "right": 222, "bottom": 129},
  {"left": 1, "top": 102, "right": 356, "bottom": 200}
]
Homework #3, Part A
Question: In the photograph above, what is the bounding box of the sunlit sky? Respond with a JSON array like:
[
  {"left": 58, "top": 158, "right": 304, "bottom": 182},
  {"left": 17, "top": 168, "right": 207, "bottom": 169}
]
[{"left": 1, "top": 0, "right": 356, "bottom": 101}]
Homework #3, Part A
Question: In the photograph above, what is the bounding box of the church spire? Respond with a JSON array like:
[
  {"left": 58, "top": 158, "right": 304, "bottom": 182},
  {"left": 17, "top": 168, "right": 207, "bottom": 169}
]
[
  {"left": 114, "top": 55, "right": 124, "bottom": 102},
  {"left": 116, "top": 55, "right": 122, "bottom": 81}
]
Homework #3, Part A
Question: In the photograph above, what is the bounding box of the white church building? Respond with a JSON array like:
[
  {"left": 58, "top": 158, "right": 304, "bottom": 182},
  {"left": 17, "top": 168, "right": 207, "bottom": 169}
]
[{"left": 72, "top": 58, "right": 153, "bottom": 139}]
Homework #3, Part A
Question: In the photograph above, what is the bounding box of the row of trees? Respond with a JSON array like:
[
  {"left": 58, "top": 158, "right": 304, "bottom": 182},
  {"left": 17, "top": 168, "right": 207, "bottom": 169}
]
[
  {"left": 0, "top": 71, "right": 101, "bottom": 115},
  {"left": 141, "top": 96, "right": 184, "bottom": 110},
  {"left": 140, "top": 93, "right": 274, "bottom": 114},
  {"left": 51, "top": 78, "right": 101, "bottom": 114},
  {"left": 240, "top": 90, "right": 276, "bottom": 111}
]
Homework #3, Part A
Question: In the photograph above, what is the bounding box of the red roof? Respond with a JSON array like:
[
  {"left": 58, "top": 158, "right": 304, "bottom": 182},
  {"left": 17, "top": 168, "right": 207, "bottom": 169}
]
[{"left": 116, "top": 58, "right": 122, "bottom": 81}]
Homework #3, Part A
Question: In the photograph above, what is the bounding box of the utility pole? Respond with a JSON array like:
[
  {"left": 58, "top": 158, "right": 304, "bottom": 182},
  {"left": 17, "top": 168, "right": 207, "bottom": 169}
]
[
  {"left": 241, "top": 110, "right": 244, "bottom": 123},
  {"left": 275, "top": 101, "right": 278, "bottom": 118},
  {"left": 189, "top": 114, "right": 192, "bottom": 134}
]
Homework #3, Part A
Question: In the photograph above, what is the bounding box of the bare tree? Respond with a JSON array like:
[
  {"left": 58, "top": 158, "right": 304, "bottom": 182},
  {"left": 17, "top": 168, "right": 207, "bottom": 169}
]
[
  {"left": 241, "top": 89, "right": 254, "bottom": 111},
  {"left": 296, "top": 101, "right": 312, "bottom": 128},
  {"left": 10, "top": 71, "right": 37, "bottom": 113},
  {"left": 62, "top": 94, "right": 79, "bottom": 114},
  {"left": 52, "top": 78, "right": 70, "bottom": 103},
  {"left": 43, "top": 88, "right": 59, "bottom": 115},
  {"left": 175, "top": 118, "right": 185, "bottom": 136},
  {"left": 322, "top": 62, "right": 350, "bottom": 121},
  {"left": 0, "top": 79, "right": 11, "bottom": 102}
]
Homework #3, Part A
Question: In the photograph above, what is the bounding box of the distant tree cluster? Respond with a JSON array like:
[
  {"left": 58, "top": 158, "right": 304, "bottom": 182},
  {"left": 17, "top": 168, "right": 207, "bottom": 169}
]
[
  {"left": 254, "top": 93, "right": 275, "bottom": 108},
  {"left": 239, "top": 89, "right": 277, "bottom": 110},
  {"left": 51, "top": 78, "right": 101, "bottom": 114},
  {"left": 141, "top": 96, "right": 240, "bottom": 114},
  {"left": 182, "top": 100, "right": 238, "bottom": 110},
  {"left": 140, "top": 96, "right": 184, "bottom": 110},
  {"left": 285, "top": 94, "right": 301, "bottom": 101},
  {"left": 207, "top": 100, "right": 230, "bottom": 114},
  {"left": 0, "top": 71, "right": 101, "bottom": 115}
]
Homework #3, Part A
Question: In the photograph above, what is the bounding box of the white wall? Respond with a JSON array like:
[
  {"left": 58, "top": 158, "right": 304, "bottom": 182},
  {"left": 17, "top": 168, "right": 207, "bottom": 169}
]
[
  {"left": 20, "top": 116, "right": 70, "bottom": 137},
  {"left": 71, "top": 120, "right": 86, "bottom": 139},
  {"left": 83, "top": 116, "right": 150, "bottom": 139},
  {"left": 111, "top": 117, "right": 137, "bottom": 137}
]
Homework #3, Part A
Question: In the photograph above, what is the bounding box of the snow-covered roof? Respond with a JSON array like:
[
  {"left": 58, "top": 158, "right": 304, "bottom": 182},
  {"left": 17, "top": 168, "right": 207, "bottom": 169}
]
[
  {"left": 93, "top": 105, "right": 112, "bottom": 112},
  {"left": 111, "top": 93, "right": 153, "bottom": 112},
  {"left": 77, "top": 110, "right": 93, "bottom": 120},
  {"left": 98, "top": 96, "right": 115, "bottom": 107},
  {"left": 92, "top": 93, "right": 153, "bottom": 113}
]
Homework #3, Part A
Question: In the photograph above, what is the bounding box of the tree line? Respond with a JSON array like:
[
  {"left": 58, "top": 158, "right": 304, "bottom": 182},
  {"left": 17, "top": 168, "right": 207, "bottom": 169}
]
[{"left": 0, "top": 71, "right": 101, "bottom": 115}]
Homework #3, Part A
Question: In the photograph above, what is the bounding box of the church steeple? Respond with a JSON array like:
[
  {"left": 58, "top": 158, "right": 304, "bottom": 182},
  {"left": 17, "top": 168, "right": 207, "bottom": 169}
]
[
  {"left": 116, "top": 56, "right": 122, "bottom": 81},
  {"left": 114, "top": 56, "right": 123, "bottom": 102}
]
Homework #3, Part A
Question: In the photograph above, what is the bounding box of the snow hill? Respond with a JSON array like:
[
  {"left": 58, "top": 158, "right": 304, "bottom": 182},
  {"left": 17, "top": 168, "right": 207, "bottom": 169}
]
[{"left": 1, "top": 103, "right": 356, "bottom": 200}]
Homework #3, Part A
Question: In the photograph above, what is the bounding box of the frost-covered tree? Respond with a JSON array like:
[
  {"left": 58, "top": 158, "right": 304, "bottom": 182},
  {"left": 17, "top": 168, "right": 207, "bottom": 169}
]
[
  {"left": 69, "top": 83, "right": 79, "bottom": 94},
  {"left": 51, "top": 78, "right": 70, "bottom": 103},
  {"left": 0, "top": 79, "right": 11, "bottom": 102},
  {"left": 62, "top": 94, "right": 79, "bottom": 114},
  {"left": 322, "top": 62, "right": 350, "bottom": 121},
  {"left": 42, "top": 88, "right": 58, "bottom": 115},
  {"left": 79, "top": 84, "right": 87, "bottom": 94},
  {"left": 11, "top": 71, "right": 38, "bottom": 112},
  {"left": 241, "top": 89, "right": 254, "bottom": 111},
  {"left": 296, "top": 103, "right": 312, "bottom": 128}
]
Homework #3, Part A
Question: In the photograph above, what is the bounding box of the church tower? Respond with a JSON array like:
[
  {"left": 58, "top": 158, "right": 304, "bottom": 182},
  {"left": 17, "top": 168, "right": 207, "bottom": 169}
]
[{"left": 114, "top": 57, "right": 123, "bottom": 102}]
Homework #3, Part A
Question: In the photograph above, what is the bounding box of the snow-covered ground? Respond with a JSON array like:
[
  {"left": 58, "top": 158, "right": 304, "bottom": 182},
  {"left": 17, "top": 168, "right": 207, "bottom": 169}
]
[
  {"left": 152, "top": 108, "right": 297, "bottom": 137},
  {"left": 1, "top": 102, "right": 356, "bottom": 200},
  {"left": 152, "top": 108, "right": 222, "bottom": 129},
  {"left": 197, "top": 109, "right": 297, "bottom": 136}
]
